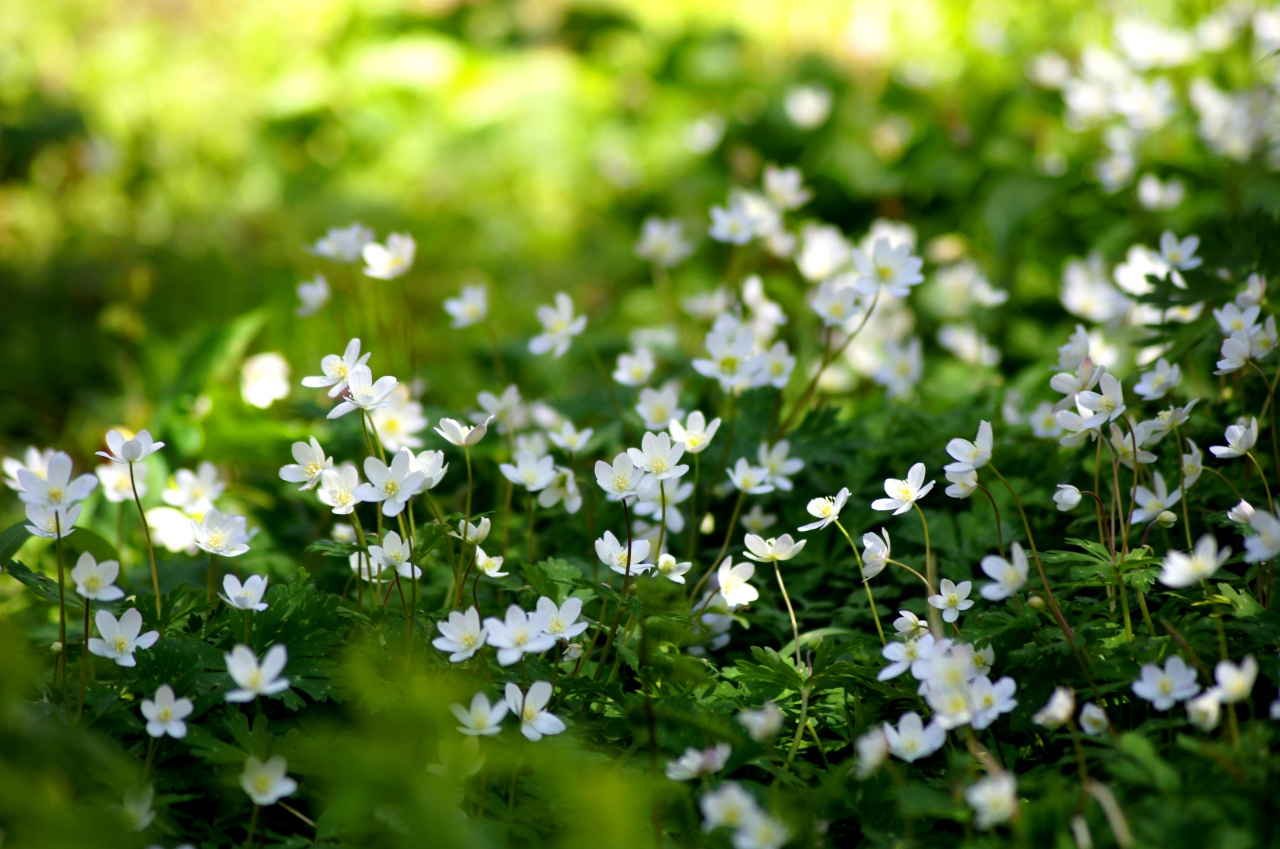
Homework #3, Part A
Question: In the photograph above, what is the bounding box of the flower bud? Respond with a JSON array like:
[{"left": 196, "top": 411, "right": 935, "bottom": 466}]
[
  {"left": 563, "top": 642, "right": 583, "bottom": 661},
  {"left": 699, "top": 513, "right": 715, "bottom": 535},
  {"left": 1156, "top": 510, "right": 1177, "bottom": 528},
  {"left": 1027, "top": 594, "right": 1046, "bottom": 609},
  {"left": 1228, "top": 500, "right": 1254, "bottom": 524},
  {"left": 1053, "top": 484, "right": 1082, "bottom": 511},
  {"left": 50, "top": 641, "right": 63, "bottom": 654}
]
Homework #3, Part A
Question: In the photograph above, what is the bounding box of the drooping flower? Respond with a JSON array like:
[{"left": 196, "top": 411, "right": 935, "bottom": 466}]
[
  {"left": 433, "top": 607, "right": 488, "bottom": 662},
  {"left": 1053, "top": 484, "right": 1082, "bottom": 511},
  {"left": 224, "top": 644, "right": 290, "bottom": 702},
  {"left": 1215, "top": 331, "right": 1252, "bottom": 375},
  {"left": 221, "top": 574, "right": 269, "bottom": 612},
  {"left": 528, "top": 292, "right": 586, "bottom": 358},
  {"left": 71, "top": 552, "right": 125, "bottom": 602},
  {"left": 97, "top": 429, "right": 165, "bottom": 464},
  {"left": 301, "top": 338, "right": 370, "bottom": 398},
  {"left": 1132, "top": 656, "right": 1199, "bottom": 710},
  {"left": 945, "top": 421, "right": 994, "bottom": 474},
  {"left": 1032, "top": 687, "right": 1075, "bottom": 728},
  {"left": 861, "top": 529, "right": 891, "bottom": 579},
  {"left": 240, "top": 756, "right": 298, "bottom": 806},
  {"left": 435, "top": 415, "right": 494, "bottom": 447},
  {"left": 192, "top": 509, "right": 253, "bottom": 557},
  {"left": 944, "top": 468, "right": 979, "bottom": 499},
  {"left": 450, "top": 518, "right": 491, "bottom": 545},
  {"left": 279, "top": 436, "right": 333, "bottom": 490},
  {"left": 89, "top": 608, "right": 159, "bottom": 667},
  {"left": 141, "top": 684, "right": 193, "bottom": 739},
  {"left": 452, "top": 691, "right": 509, "bottom": 736},
  {"left": 871, "top": 463, "right": 935, "bottom": 515},
  {"left": 506, "top": 681, "right": 566, "bottom": 741}
]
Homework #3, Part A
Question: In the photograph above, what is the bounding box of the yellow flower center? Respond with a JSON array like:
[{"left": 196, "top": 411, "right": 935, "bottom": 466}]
[
  {"left": 719, "top": 357, "right": 739, "bottom": 374},
  {"left": 207, "top": 529, "right": 227, "bottom": 548},
  {"left": 254, "top": 774, "right": 272, "bottom": 794},
  {"left": 85, "top": 575, "right": 103, "bottom": 592},
  {"left": 651, "top": 458, "right": 668, "bottom": 474},
  {"left": 47, "top": 487, "right": 65, "bottom": 504}
]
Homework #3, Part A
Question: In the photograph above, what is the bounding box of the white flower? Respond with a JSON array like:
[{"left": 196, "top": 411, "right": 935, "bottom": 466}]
[
  {"left": 969, "top": 676, "right": 1018, "bottom": 730},
  {"left": 1076, "top": 373, "right": 1126, "bottom": 428},
  {"left": 893, "top": 610, "right": 927, "bottom": 639},
  {"left": 1216, "top": 656, "right": 1257, "bottom": 703},
  {"left": 945, "top": 421, "right": 993, "bottom": 473},
  {"left": 295, "top": 274, "right": 330, "bottom": 316},
  {"left": 327, "top": 365, "right": 398, "bottom": 420},
  {"left": 506, "top": 681, "right": 566, "bottom": 741},
  {"left": 452, "top": 691, "right": 509, "bottom": 736},
  {"left": 668, "top": 412, "right": 720, "bottom": 457},
  {"left": 548, "top": 421, "right": 594, "bottom": 454},
  {"left": 693, "top": 326, "right": 761, "bottom": 393},
  {"left": 1186, "top": 689, "right": 1222, "bottom": 731},
  {"left": 635, "top": 217, "right": 694, "bottom": 267},
  {"left": 474, "top": 547, "right": 508, "bottom": 578},
  {"left": 785, "top": 83, "right": 832, "bottom": 129},
  {"left": 716, "top": 558, "right": 759, "bottom": 608},
  {"left": 812, "top": 279, "right": 859, "bottom": 326},
  {"left": 192, "top": 509, "right": 253, "bottom": 557},
  {"left": 665, "top": 743, "right": 732, "bottom": 780},
  {"left": 743, "top": 534, "right": 806, "bottom": 563},
  {"left": 1110, "top": 422, "right": 1155, "bottom": 470},
  {"left": 1054, "top": 484, "right": 1082, "bottom": 511},
  {"left": 301, "top": 338, "right": 370, "bottom": 398},
  {"left": 1050, "top": 357, "right": 1104, "bottom": 400},
  {"left": 409, "top": 449, "right": 448, "bottom": 492},
  {"left": 538, "top": 467, "right": 583, "bottom": 515},
  {"left": 162, "top": 461, "right": 224, "bottom": 515},
  {"left": 1033, "top": 687, "right": 1075, "bottom": 728},
  {"left": 3, "top": 445, "right": 55, "bottom": 491},
  {"left": 308, "top": 222, "right": 373, "bottom": 262},
  {"left": 444, "top": 284, "right": 488, "bottom": 328},
  {"left": 883, "top": 712, "right": 946, "bottom": 762},
  {"left": 1251, "top": 316, "right": 1278, "bottom": 359},
  {"left": 1160, "top": 534, "right": 1231, "bottom": 586},
  {"left": 636, "top": 384, "right": 685, "bottom": 431},
  {"left": 595, "top": 453, "right": 646, "bottom": 501},
  {"left": 370, "top": 386, "right": 428, "bottom": 452},
  {"left": 733, "top": 813, "right": 790, "bottom": 849},
  {"left": 143, "top": 506, "right": 194, "bottom": 552},
  {"left": 433, "top": 607, "right": 488, "bottom": 662},
  {"left": 595, "top": 530, "right": 653, "bottom": 577},
  {"left": 71, "top": 552, "right": 124, "bottom": 602},
  {"left": 369, "top": 530, "right": 419, "bottom": 579},
  {"left": 25, "top": 503, "right": 82, "bottom": 539},
  {"left": 980, "top": 543, "right": 1029, "bottom": 601},
  {"left": 221, "top": 574, "right": 269, "bottom": 612},
  {"left": 224, "top": 644, "right": 290, "bottom": 702},
  {"left": 877, "top": 637, "right": 923, "bottom": 681},
  {"left": 1079, "top": 702, "right": 1109, "bottom": 736},
  {"left": 1159, "top": 230, "right": 1201, "bottom": 271},
  {"left": 740, "top": 504, "right": 777, "bottom": 534},
  {"left": 450, "top": 518, "right": 491, "bottom": 545},
  {"left": 757, "top": 441, "right": 803, "bottom": 491},
  {"left": 871, "top": 463, "right": 934, "bottom": 515},
  {"left": 612, "top": 347, "right": 655, "bottom": 387},
  {"left": 799, "top": 488, "right": 849, "bottom": 532},
  {"left": 796, "top": 224, "right": 852, "bottom": 282},
  {"left": 534, "top": 597, "right": 587, "bottom": 641},
  {"left": 944, "top": 468, "right": 979, "bottom": 499},
  {"left": 1215, "top": 331, "right": 1252, "bottom": 375},
  {"left": 1228, "top": 500, "right": 1255, "bottom": 524},
  {"left": 498, "top": 450, "right": 556, "bottom": 493},
  {"left": 763, "top": 164, "right": 811, "bottom": 209},
  {"left": 436, "top": 415, "right": 494, "bottom": 447},
  {"left": 1210, "top": 417, "right": 1258, "bottom": 458},
  {"left": 241, "top": 353, "right": 290, "bottom": 409},
  {"left": 1132, "top": 656, "right": 1199, "bottom": 710},
  {"left": 15, "top": 451, "right": 97, "bottom": 509},
  {"left": 317, "top": 465, "right": 362, "bottom": 515},
  {"left": 700, "top": 782, "right": 762, "bottom": 831},
  {"left": 362, "top": 232, "right": 416, "bottom": 279},
  {"left": 753, "top": 341, "right": 795, "bottom": 389},
  {"left": 474, "top": 385, "right": 527, "bottom": 434},
  {"left": 485, "top": 605, "right": 557, "bottom": 666},
  {"left": 279, "top": 436, "right": 333, "bottom": 491},
  {"left": 737, "top": 704, "right": 784, "bottom": 741},
  {"left": 628, "top": 432, "right": 688, "bottom": 481},
  {"left": 141, "top": 685, "right": 193, "bottom": 739},
  {"left": 861, "top": 529, "right": 891, "bottom": 579},
  {"left": 655, "top": 552, "right": 693, "bottom": 583},
  {"left": 966, "top": 773, "right": 1017, "bottom": 830},
  {"left": 708, "top": 200, "right": 758, "bottom": 245},
  {"left": 528, "top": 292, "right": 586, "bottom": 358},
  {"left": 97, "top": 429, "right": 164, "bottom": 464},
  {"left": 1215, "top": 303, "right": 1262, "bottom": 336},
  {"left": 852, "top": 727, "right": 890, "bottom": 779},
  {"left": 1134, "top": 358, "right": 1180, "bottom": 400},
  {"left": 240, "top": 756, "right": 298, "bottom": 806},
  {"left": 727, "top": 458, "right": 775, "bottom": 495},
  {"left": 852, "top": 238, "right": 925, "bottom": 298},
  {"left": 88, "top": 608, "right": 159, "bottom": 667},
  {"left": 1131, "top": 472, "right": 1181, "bottom": 525}
]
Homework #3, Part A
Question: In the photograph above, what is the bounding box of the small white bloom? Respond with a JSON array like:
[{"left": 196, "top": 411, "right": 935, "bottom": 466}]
[
  {"left": 15, "top": 451, "right": 97, "bottom": 510},
  {"left": 301, "top": 338, "right": 370, "bottom": 398},
  {"left": 1228, "top": 499, "right": 1255, "bottom": 524},
  {"left": 436, "top": 415, "right": 494, "bottom": 448},
  {"left": 1159, "top": 230, "right": 1201, "bottom": 271},
  {"left": 444, "top": 284, "right": 488, "bottom": 328},
  {"left": 1054, "top": 484, "right": 1082, "bottom": 511},
  {"left": 595, "top": 530, "right": 653, "bottom": 577},
  {"left": 240, "top": 756, "right": 298, "bottom": 806},
  {"left": 861, "top": 529, "right": 891, "bottom": 579},
  {"left": 595, "top": 453, "right": 646, "bottom": 501},
  {"left": 1079, "top": 703, "right": 1109, "bottom": 736},
  {"left": 1210, "top": 417, "right": 1258, "bottom": 458},
  {"left": 451, "top": 691, "right": 509, "bottom": 736},
  {"left": 945, "top": 421, "right": 993, "bottom": 473},
  {"left": 613, "top": 348, "right": 656, "bottom": 387},
  {"left": 451, "top": 517, "right": 491, "bottom": 545},
  {"left": 295, "top": 274, "right": 330, "bottom": 316},
  {"left": 317, "top": 465, "right": 362, "bottom": 515},
  {"left": 1215, "top": 331, "right": 1252, "bottom": 375},
  {"left": 855, "top": 727, "right": 890, "bottom": 778},
  {"left": 627, "top": 431, "right": 688, "bottom": 481},
  {"left": 537, "top": 596, "right": 589, "bottom": 641},
  {"left": 1186, "top": 689, "right": 1222, "bottom": 731},
  {"left": 1215, "top": 656, "right": 1258, "bottom": 703},
  {"left": 25, "top": 503, "right": 82, "bottom": 539},
  {"left": 727, "top": 458, "right": 775, "bottom": 495},
  {"left": 279, "top": 436, "right": 333, "bottom": 490},
  {"left": 1076, "top": 373, "right": 1126, "bottom": 428},
  {"left": 529, "top": 292, "right": 586, "bottom": 358},
  {"left": 327, "top": 365, "right": 398, "bottom": 420},
  {"left": 655, "top": 552, "right": 693, "bottom": 584},
  {"left": 221, "top": 574, "right": 269, "bottom": 612},
  {"left": 635, "top": 217, "right": 694, "bottom": 267},
  {"left": 71, "top": 552, "right": 124, "bottom": 602},
  {"left": 737, "top": 704, "right": 784, "bottom": 741},
  {"left": 97, "top": 429, "right": 165, "bottom": 464},
  {"left": 1132, "top": 656, "right": 1199, "bottom": 710},
  {"left": 979, "top": 542, "right": 1029, "bottom": 601},
  {"left": 1033, "top": 687, "right": 1075, "bottom": 728},
  {"left": 1134, "top": 358, "right": 1180, "bottom": 400},
  {"left": 370, "top": 385, "right": 428, "bottom": 452},
  {"left": 716, "top": 557, "right": 759, "bottom": 609},
  {"left": 499, "top": 450, "right": 556, "bottom": 493},
  {"left": 757, "top": 441, "right": 803, "bottom": 491},
  {"left": 224, "top": 644, "right": 290, "bottom": 702},
  {"left": 485, "top": 605, "right": 557, "bottom": 667},
  {"left": 665, "top": 743, "right": 732, "bottom": 780},
  {"left": 192, "top": 508, "right": 253, "bottom": 557},
  {"left": 362, "top": 232, "right": 416, "bottom": 279},
  {"left": 700, "top": 782, "right": 761, "bottom": 831},
  {"left": 799, "top": 488, "right": 849, "bottom": 532},
  {"left": 506, "top": 680, "right": 566, "bottom": 741},
  {"left": 162, "top": 461, "right": 224, "bottom": 516},
  {"left": 852, "top": 238, "right": 925, "bottom": 298},
  {"left": 742, "top": 533, "right": 806, "bottom": 563},
  {"left": 871, "top": 462, "right": 934, "bottom": 515},
  {"left": 636, "top": 384, "right": 685, "bottom": 431},
  {"left": 966, "top": 773, "right": 1018, "bottom": 830},
  {"left": 1160, "top": 534, "right": 1231, "bottom": 586},
  {"left": 240, "top": 353, "right": 291, "bottom": 409},
  {"left": 1131, "top": 472, "right": 1181, "bottom": 525},
  {"left": 88, "top": 608, "right": 159, "bottom": 667},
  {"left": 969, "top": 675, "right": 1018, "bottom": 730},
  {"left": 308, "top": 222, "right": 373, "bottom": 262},
  {"left": 141, "top": 684, "right": 193, "bottom": 739},
  {"left": 433, "top": 607, "right": 488, "bottom": 662},
  {"left": 883, "top": 712, "right": 946, "bottom": 762},
  {"left": 944, "top": 468, "right": 979, "bottom": 499}
]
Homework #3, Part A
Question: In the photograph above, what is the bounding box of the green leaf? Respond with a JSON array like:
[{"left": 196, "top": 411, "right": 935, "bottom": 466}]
[
  {"left": 1118, "top": 732, "right": 1181, "bottom": 792},
  {"left": 63, "top": 527, "right": 120, "bottom": 565},
  {"left": 306, "top": 539, "right": 359, "bottom": 558},
  {"left": 3, "top": 559, "right": 83, "bottom": 611},
  {"left": 1217, "top": 582, "right": 1264, "bottom": 618},
  {"left": 0, "top": 522, "right": 30, "bottom": 563}
]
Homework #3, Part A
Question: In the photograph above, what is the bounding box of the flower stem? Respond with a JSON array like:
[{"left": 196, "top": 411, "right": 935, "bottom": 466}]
[
  {"left": 129, "top": 462, "right": 161, "bottom": 618},
  {"left": 1172, "top": 425, "right": 1194, "bottom": 549},
  {"left": 690, "top": 490, "right": 745, "bottom": 602},
  {"left": 685, "top": 453, "right": 701, "bottom": 564},
  {"left": 77, "top": 598, "right": 91, "bottom": 718},
  {"left": 834, "top": 520, "right": 884, "bottom": 645},
  {"left": 773, "top": 563, "right": 802, "bottom": 661},
  {"left": 784, "top": 686, "right": 812, "bottom": 768},
  {"left": 208, "top": 552, "right": 217, "bottom": 601},
  {"left": 912, "top": 503, "right": 942, "bottom": 635},
  {"left": 243, "top": 804, "right": 260, "bottom": 849},
  {"left": 1245, "top": 451, "right": 1275, "bottom": 514},
  {"left": 975, "top": 484, "right": 1005, "bottom": 558},
  {"left": 54, "top": 513, "right": 68, "bottom": 701}
]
